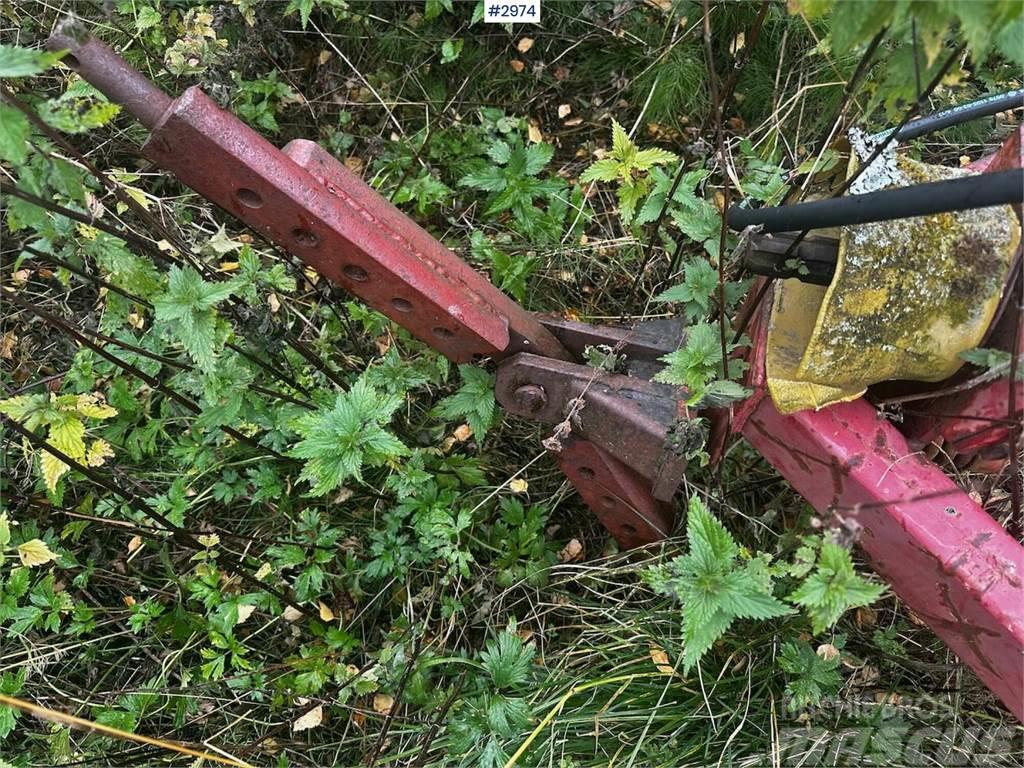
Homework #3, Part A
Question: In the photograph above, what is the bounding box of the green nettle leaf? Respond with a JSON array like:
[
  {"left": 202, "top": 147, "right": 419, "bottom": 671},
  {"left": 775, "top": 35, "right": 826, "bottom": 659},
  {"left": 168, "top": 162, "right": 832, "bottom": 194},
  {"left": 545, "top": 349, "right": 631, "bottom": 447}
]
[
  {"left": 646, "top": 497, "right": 791, "bottom": 673},
  {"left": 654, "top": 323, "right": 748, "bottom": 406},
  {"left": 779, "top": 639, "right": 843, "bottom": 711},
  {"left": 0, "top": 45, "right": 63, "bottom": 78},
  {"left": 654, "top": 258, "right": 719, "bottom": 322},
  {"left": 579, "top": 119, "right": 677, "bottom": 224},
  {"left": 153, "top": 266, "right": 237, "bottom": 371},
  {"left": 0, "top": 105, "right": 30, "bottom": 164},
  {"left": 788, "top": 541, "right": 885, "bottom": 634},
  {"left": 434, "top": 364, "right": 498, "bottom": 441},
  {"left": 289, "top": 378, "right": 409, "bottom": 495}
]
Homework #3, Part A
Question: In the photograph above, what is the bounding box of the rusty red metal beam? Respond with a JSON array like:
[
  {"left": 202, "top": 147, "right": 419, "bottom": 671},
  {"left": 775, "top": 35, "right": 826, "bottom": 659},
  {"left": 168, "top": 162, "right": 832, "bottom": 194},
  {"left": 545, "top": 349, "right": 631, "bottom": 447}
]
[{"left": 743, "top": 395, "right": 1024, "bottom": 719}]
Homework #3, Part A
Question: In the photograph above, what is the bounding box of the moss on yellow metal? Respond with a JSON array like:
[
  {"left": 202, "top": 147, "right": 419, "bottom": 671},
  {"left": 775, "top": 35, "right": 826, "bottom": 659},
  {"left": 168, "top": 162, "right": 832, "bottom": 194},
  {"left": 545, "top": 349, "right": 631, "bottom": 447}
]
[{"left": 766, "top": 155, "right": 1020, "bottom": 414}]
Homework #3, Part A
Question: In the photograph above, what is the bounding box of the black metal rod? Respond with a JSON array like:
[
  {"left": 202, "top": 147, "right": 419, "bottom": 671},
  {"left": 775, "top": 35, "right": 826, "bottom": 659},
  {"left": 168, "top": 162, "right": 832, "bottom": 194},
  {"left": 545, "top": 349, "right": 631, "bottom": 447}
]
[
  {"left": 884, "top": 88, "right": 1024, "bottom": 142},
  {"left": 728, "top": 168, "right": 1023, "bottom": 234}
]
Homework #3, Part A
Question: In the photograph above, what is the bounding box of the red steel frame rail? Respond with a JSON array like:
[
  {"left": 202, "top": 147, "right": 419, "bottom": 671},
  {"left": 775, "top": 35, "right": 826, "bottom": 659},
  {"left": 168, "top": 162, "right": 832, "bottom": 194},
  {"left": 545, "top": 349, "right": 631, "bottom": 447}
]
[{"left": 45, "top": 28, "right": 1024, "bottom": 719}]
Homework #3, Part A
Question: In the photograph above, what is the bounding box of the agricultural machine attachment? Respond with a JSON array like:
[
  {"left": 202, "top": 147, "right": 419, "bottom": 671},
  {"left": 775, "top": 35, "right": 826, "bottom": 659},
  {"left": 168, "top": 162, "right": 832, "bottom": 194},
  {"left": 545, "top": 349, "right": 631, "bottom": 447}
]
[{"left": 47, "top": 27, "right": 1024, "bottom": 719}]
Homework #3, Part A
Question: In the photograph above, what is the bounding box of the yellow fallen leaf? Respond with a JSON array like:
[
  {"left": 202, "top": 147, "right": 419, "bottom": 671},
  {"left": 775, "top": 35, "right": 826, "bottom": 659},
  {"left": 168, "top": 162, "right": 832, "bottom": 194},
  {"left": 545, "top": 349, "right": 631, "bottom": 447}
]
[
  {"left": 557, "top": 103, "right": 572, "bottom": 119},
  {"left": 516, "top": 37, "right": 534, "bottom": 53},
  {"left": 649, "top": 645, "right": 674, "bottom": 675},
  {"left": 453, "top": 424, "right": 473, "bottom": 443},
  {"left": 267, "top": 293, "right": 281, "bottom": 313},
  {"left": 527, "top": 121, "right": 543, "bottom": 143},
  {"left": 123, "top": 595, "right": 136, "bottom": 607},
  {"left": 197, "top": 533, "right": 220, "bottom": 548},
  {"left": 318, "top": 601, "right": 335, "bottom": 622},
  {"left": 730, "top": 32, "right": 746, "bottom": 56},
  {"left": 292, "top": 704, "right": 323, "bottom": 732},
  {"left": 18, "top": 538, "right": 58, "bottom": 568},
  {"left": 219, "top": 261, "right": 240, "bottom": 272},
  {"left": 11, "top": 269, "right": 30, "bottom": 287},
  {"left": 236, "top": 604, "right": 257, "bottom": 625},
  {"left": 283, "top": 605, "right": 304, "bottom": 622},
  {"left": 372, "top": 693, "right": 394, "bottom": 714},
  {"left": 254, "top": 562, "right": 273, "bottom": 580},
  {"left": 318, "top": 50, "right": 333, "bottom": 66},
  {"left": 509, "top": 478, "right": 529, "bottom": 494},
  {"left": 127, "top": 535, "right": 143, "bottom": 554},
  {"left": 509, "top": 58, "right": 525, "bottom": 73}
]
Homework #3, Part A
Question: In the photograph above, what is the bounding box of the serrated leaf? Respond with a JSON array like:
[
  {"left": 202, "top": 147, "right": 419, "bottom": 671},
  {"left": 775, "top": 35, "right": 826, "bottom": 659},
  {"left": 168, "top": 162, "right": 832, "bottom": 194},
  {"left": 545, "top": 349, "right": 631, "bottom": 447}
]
[
  {"left": 0, "top": 513, "right": 10, "bottom": 550},
  {"left": 0, "top": 45, "right": 63, "bottom": 77},
  {"left": 74, "top": 394, "right": 117, "bottom": 419},
  {"left": 18, "top": 538, "right": 58, "bottom": 567},
  {"left": 0, "top": 105, "right": 30, "bottom": 164},
  {"left": 85, "top": 439, "right": 114, "bottom": 467}
]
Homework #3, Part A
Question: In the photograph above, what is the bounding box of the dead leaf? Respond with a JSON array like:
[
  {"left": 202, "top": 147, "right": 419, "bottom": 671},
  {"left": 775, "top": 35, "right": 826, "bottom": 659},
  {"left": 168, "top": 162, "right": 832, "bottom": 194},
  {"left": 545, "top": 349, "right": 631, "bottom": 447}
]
[
  {"left": 11, "top": 269, "right": 30, "bottom": 287},
  {"left": 564, "top": 117, "right": 583, "bottom": 127},
  {"left": 553, "top": 65, "right": 570, "bottom": 81},
  {"left": 283, "top": 605, "right": 304, "bottom": 622},
  {"left": 318, "top": 601, "right": 335, "bottom": 622},
  {"left": 123, "top": 595, "right": 136, "bottom": 607},
  {"left": 559, "top": 538, "right": 584, "bottom": 563},
  {"left": 292, "top": 704, "right": 323, "bottom": 732},
  {"left": 649, "top": 645, "right": 674, "bottom": 675},
  {"left": 372, "top": 693, "right": 394, "bottom": 714},
  {"left": 527, "top": 121, "right": 543, "bottom": 143},
  {"left": 219, "top": 261, "right": 240, "bottom": 272},
  {"left": 855, "top": 607, "right": 877, "bottom": 628},
  {"left": 509, "top": 58, "right": 525, "bottom": 73},
  {"left": 127, "top": 535, "right": 143, "bottom": 554},
  {"left": 730, "top": 32, "right": 746, "bottom": 56},
  {"left": 0, "top": 332, "right": 17, "bottom": 359},
  {"left": 558, "top": 103, "right": 572, "bottom": 119},
  {"left": 816, "top": 643, "right": 840, "bottom": 662},
  {"left": 318, "top": 50, "right": 333, "bottom": 66},
  {"left": 236, "top": 604, "right": 257, "bottom": 625},
  {"left": 127, "top": 312, "right": 145, "bottom": 330},
  {"left": 516, "top": 37, "right": 534, "bottom": 53},
  {"left": 344, "top": 155, "right": 364, "bottom": 175},
  {"left": 453, "top": 424, "right": 473, "bottom": 442},
  {"left": 509, "top": 478, "right": 529, "bottom": 494},
  {"left": 645, "top": 0, "right": 671, "bottom": 9},
  {"left": 267, "top": 293, "right": 281, "bottom": 313}
]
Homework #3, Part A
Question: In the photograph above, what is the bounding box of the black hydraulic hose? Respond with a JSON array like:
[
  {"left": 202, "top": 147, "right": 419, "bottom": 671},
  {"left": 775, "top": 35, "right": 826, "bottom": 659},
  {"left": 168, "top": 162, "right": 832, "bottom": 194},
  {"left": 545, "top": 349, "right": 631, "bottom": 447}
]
[
  {"left": 728, "top": 168, "right": 1023, "bottom": 234},
  {"left": 878, "top": 87, "right": 1024, "bottom": 142}
]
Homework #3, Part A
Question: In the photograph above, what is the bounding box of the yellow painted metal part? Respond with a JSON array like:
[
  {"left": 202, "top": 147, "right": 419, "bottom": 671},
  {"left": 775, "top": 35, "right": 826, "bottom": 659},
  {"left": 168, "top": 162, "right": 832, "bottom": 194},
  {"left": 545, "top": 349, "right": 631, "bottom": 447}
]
[{"left": 767, "top": 156, "right": 1020, "bottom": 414}]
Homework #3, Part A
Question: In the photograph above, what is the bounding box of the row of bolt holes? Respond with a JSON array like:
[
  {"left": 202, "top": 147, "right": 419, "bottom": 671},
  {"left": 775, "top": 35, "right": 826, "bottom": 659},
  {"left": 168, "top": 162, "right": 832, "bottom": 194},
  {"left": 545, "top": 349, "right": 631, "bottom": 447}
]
[
  {"left": 236, "top": 187, "right": 454, "bottom": 340},
  {"left": 575, "top": 466, "right": 640, "bottom": 536}
]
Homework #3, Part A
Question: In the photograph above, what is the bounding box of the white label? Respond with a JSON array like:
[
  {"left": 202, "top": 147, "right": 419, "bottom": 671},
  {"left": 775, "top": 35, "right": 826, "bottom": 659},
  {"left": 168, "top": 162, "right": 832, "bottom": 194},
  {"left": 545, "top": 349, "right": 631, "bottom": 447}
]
[{"left": 484, "top": 0, "right": 540, "bottom": 23}]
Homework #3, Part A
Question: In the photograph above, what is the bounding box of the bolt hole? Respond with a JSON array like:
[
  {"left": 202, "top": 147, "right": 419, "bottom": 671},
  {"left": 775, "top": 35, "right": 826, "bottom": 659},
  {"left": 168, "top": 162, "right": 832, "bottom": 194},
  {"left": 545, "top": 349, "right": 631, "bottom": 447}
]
[
  {"left": 945, "top": 506, "right": 958, "bottom": 516},
  {"left": 391, "top": 298, "right": 413, "bottom": 313},
  {"left": 578, "top": 466, "right": 595, "bottom": 479},
  {"left": 621, "top": 524, "right": 637, "bottom": 535},
  {"left": 63, "top": 54, "right": 80, "bottom": 69},
  {"left": 433, "top": 327, "right": 454, "bottom": 339},
  {"left": 343, "top": 265, "right": 369, "bottom": 282},
  {"left": 236, "top": 188, "right": 264, "bottom": 208},
  {"left": 292, "top": 228, "right": 319, "bottom": 247},
  {"left": 600, "top": 495, "right": 616, "bottom": 509}
]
